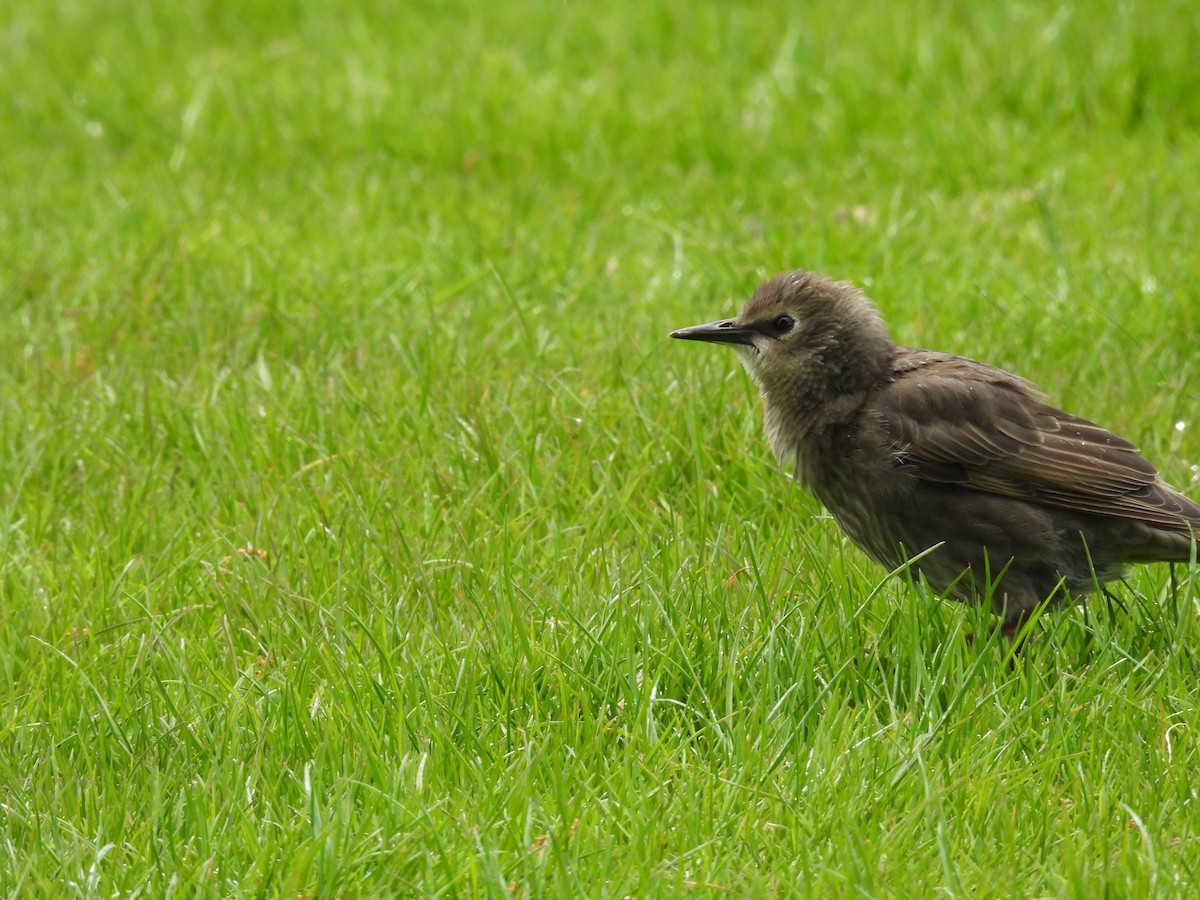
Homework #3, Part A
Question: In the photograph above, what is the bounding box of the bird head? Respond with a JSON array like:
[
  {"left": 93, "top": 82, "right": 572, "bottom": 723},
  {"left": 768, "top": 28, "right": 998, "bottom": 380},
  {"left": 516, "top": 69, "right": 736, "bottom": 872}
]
[{"left": 670, "top": 270, "right": 895, "bottom": 400}]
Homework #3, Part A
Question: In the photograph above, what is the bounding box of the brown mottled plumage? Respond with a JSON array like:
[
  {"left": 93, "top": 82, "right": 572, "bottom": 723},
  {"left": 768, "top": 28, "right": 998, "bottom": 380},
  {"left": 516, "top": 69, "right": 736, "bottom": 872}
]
[{"left": 671, "top": 270, "right": 1200, "bottom": 633}]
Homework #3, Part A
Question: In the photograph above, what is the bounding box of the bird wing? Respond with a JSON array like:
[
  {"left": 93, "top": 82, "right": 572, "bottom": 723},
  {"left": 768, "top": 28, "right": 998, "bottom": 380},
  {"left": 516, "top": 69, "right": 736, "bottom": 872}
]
[{"left": 875, "top": 352, "right": 1200, "bottom": 532}]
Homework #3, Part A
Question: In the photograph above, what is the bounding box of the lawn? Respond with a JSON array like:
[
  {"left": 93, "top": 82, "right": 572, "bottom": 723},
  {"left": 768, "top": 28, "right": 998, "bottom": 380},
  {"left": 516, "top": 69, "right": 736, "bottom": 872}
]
[{"left": 3, "top": 0, "right": 1200, "bottom": 895}]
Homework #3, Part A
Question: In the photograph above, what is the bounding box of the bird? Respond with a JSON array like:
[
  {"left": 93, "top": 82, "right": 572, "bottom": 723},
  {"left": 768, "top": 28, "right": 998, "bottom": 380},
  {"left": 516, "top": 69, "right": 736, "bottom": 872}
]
[{"left": 670, "top": 270, "right": 1200, "bottom": 636}]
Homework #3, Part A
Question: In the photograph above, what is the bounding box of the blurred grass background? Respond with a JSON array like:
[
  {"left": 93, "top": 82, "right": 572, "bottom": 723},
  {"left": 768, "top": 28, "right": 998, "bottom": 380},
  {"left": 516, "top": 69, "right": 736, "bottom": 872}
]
[{"left": 2, "top": 0, "right": 1199, "bottom": 895}]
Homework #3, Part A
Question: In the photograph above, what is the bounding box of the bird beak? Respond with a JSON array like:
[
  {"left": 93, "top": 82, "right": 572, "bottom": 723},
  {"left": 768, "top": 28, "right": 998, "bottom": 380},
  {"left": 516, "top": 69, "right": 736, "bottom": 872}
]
[{"left": 669, "top": 319, "right": 756, "bottom": 347}]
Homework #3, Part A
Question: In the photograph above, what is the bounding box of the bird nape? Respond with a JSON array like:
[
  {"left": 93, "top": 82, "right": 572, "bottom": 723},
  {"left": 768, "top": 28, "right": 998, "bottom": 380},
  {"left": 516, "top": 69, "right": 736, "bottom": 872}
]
[{"left": 671, "top": 270, "right": 1200, "bottom": 636}]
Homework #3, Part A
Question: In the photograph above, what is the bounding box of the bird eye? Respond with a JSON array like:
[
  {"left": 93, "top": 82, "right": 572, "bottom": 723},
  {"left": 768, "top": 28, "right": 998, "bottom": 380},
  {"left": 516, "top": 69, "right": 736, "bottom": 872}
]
[{"left": 773, "top": 315, "right": 795, "bottom": 334}]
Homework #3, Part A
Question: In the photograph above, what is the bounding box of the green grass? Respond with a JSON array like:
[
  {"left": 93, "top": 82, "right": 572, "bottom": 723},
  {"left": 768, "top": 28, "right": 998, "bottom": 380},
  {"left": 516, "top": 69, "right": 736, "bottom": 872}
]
[{"left": 3, "top": 0, "right": 1200, "bottom": 895}]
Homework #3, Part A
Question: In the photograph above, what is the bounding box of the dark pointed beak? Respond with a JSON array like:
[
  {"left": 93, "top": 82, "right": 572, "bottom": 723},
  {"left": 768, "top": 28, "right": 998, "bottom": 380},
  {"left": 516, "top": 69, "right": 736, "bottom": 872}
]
[{"left": 669, "top": 319, "right": 756, "bottom": 347}]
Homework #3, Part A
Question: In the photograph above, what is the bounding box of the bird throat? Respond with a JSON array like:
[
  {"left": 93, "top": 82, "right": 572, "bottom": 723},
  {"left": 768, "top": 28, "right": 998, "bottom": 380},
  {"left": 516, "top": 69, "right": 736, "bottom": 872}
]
[{"left": 760, "top": 378, "right": 866, "bottom": 488}]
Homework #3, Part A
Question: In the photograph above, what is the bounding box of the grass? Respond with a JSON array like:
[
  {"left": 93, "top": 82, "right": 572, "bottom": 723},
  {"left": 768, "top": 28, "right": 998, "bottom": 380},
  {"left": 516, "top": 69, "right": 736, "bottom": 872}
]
[{"left": 2, "top": 0, "right": 1200, "bottom": 895}]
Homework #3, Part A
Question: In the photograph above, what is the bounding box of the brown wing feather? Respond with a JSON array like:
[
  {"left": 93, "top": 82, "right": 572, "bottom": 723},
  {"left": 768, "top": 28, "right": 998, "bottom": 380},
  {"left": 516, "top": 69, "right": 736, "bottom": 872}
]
[{"left": 877, "top": 351, "right": 1200, "bottom": 532}]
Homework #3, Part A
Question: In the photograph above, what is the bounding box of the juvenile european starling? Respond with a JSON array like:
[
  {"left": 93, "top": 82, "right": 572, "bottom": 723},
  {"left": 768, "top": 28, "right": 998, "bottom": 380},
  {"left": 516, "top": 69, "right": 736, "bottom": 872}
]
[{"left": 671, "top": 270, "right": 1200, "bottom": 634}]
